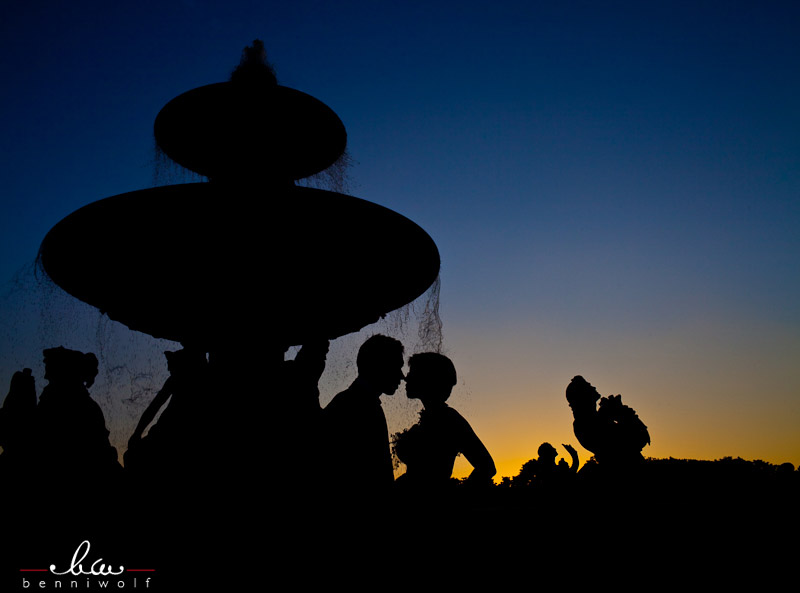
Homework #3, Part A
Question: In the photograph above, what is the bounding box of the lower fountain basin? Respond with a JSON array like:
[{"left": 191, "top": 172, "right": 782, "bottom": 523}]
[{"left": 39, "top": 183, "right": 440, "bottom": 349}]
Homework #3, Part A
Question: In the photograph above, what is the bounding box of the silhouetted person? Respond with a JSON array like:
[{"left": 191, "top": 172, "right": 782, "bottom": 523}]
[
  {"left": 0, "top": 368, "right": 37, "bottom": 477},
  {"left": 323, "top": 334, "right": 405, "bottom": 501},
  {"left": 394, "top": 352, "right": 496, "bottom": 494},
  {"left": 566, "top": 375, "right": 650, "bottom": 474},
  {"left": 37, "top": 347, "right": 121, "bottom": 484},
  {"left": 125, "top": 346, "right": 210, "bottom": 480}
]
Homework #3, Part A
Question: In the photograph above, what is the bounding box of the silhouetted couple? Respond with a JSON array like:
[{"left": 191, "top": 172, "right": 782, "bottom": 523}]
[{"left": 323, "top": 334, "right": 495, "bottom": 505}]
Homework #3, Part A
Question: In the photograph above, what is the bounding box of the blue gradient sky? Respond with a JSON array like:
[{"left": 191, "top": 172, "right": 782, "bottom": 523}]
[{"left": 1, "top": 1, "right": 798, "bottom": 478}]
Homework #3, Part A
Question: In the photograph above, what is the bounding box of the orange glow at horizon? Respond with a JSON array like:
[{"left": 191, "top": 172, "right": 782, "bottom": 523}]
[{"left": 433, "top": 317, "right": 800, "bottom": 480}]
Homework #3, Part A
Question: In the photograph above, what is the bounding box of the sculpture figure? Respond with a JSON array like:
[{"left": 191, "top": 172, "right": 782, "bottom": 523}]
[{"left": 566, "top": 375, "right": 650, "bottom": 472}]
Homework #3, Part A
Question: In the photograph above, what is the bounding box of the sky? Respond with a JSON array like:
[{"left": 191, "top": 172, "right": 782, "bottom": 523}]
[{"left": 1, "top": 0, "right": 798, "bottom": 480}]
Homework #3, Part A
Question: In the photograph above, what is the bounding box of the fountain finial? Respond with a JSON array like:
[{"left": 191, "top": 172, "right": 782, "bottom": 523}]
[{"left": 231, "top": 39, "right": 277, "bottom": 86}]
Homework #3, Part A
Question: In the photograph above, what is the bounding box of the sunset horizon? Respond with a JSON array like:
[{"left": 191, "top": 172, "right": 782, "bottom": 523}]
[{"left": 1, "top": 0, "right": 798, "bottom": 513}]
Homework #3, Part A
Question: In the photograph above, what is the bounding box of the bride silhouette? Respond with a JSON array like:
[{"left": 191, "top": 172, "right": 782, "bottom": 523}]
[{"left": 394, "top": 352, "right": 495, "bottom": 493}]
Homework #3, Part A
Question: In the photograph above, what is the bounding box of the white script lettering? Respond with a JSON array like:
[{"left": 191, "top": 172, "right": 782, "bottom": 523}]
[{"left": 49, "top": 540, "right": 125, "bottom": 576}]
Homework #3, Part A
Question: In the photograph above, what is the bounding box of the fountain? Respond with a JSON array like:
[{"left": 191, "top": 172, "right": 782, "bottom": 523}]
[
  {"left": 15, "top": 41, "right": 440, "bottom": 587},
  {"left": 38, "top": 41, "right": 440, "bottom": 357},
  {"left": 34, "top": 41, "right": 442, "bottom": 508}
]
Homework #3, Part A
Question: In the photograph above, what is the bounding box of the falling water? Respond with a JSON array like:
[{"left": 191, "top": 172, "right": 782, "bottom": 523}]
[
  {"left": 0, "top": 257, "right": 180, "bottom": 460},
  {"left": 152, "top": 141, "right": 206, "bottom": 187}
]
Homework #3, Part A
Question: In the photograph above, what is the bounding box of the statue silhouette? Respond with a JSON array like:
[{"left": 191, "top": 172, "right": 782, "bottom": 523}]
[
  {"left": 557, "top": 444, "right": 579, "bottom": 473},
  {"left": 273, "top": 339, "right": 330, "bottom": 497},
  {"left": 0, "top": 368, "right": 38, "bottom": 477},
  {"left": 323, "top": 334, "right": 405, "bottom": 501},
  {"left": 278, "top": 339, "right": 330, "bottom": 418},
  {"left": 566, "top": 375, "right": 650, "bottom": 473},
  {"left": 125, "top": 346, "right": 211, "bottom": 480},
  {"left": 512, "top": 442, "right": 578, "bottom": 488},
  {"left": 511, "top": 443, "right": 580, "bottom": 492},
  {"left": 393, "top": 352, "right": 496, "bottom": 494},
  {"left": 36, "top": 347, "right": 121, "bottom": 484}
]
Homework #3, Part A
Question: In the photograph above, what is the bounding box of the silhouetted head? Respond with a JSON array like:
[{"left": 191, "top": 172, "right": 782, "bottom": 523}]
[
  {"left": 566, "top": 375, "right": 600, "bottom": 413},
  {"left": 356, "top": 334, "right": 405, "bottom": 396},
  {"left": 405, "top": 352, "right": 457, "bottom": 405},
  {"left": 538, "top": 442, "right": 558, "bottom": 462},
  {"left": 43, "top": 346, "right": 99, "bottom": 388}
]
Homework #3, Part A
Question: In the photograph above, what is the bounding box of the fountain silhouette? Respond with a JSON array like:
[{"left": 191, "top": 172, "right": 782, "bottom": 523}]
[
  {"left": 38, "top": 42, "right": 440, "bottom": 354},
  {"left": 33, "top": 42, "right": 442, "bottom": 527}
]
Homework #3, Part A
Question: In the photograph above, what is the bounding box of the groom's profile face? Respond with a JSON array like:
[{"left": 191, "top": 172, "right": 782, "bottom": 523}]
[{"left": 374, "top": 352, "right": 405, "bottom": 396}]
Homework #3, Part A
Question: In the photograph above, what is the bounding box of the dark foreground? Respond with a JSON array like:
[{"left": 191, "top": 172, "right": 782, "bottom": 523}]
[{"left": 3, "top": 456, "right": 797, "bottom": 590}]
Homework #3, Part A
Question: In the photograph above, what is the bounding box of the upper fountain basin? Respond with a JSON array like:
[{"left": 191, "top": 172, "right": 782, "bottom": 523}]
[{"left": 154, "top": 82, "right": 347, "bottom": 181}]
